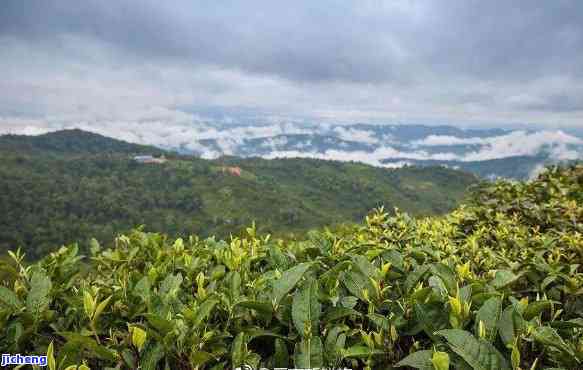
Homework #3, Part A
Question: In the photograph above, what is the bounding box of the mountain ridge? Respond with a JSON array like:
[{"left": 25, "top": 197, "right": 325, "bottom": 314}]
[{"left": 0, "top": 128, "right": 162, "bottom": 155}]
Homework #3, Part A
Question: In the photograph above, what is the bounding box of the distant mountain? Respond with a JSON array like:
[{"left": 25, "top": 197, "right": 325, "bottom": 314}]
[
  {"left": 0, "top": 130, "right": 477, "bottom": 258},
  {"left": 381, "top": 155, "right": 551, "bottom": 180},
  {"left": 13, "top": 123, "right": 580, "bottom": 180},
  {"left": 158, "top": 122, "right": 581, "bottom": 180}
]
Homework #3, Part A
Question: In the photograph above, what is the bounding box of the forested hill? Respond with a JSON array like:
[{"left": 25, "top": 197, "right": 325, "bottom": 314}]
[
  {"left": 0, "top": 130, "right": 478, "bottom": 258},
  {"left": 0, "top": 129, "right": 164, "bottom": 156}
]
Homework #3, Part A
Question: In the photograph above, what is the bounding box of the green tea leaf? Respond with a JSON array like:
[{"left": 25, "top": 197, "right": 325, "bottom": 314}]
[
  {"left": 26, "top": 268, "right": 52, "bottom": 315},
  {"left": 523, "top": 300, "right": 552, "bottom": 321},
  {"left": 324, "top": 307, "right": 362, "bottom": 322},
  {"left": 395, "top": 350, "right": 433, "bottom": 370},
  {"left": 475, "top": 296, "right": 502, "bottom": 342},
  {"left": 92, "top": 295, "right": 112, "bottom": 323},
  {"left": 437, "top": 329, "right": 510, "bottom": 370},
  {"left": 491, "top": 270, "right": 518, "bottom": 289},
  {"left": 342, "top": 346, "right": 385, "bottom": 359},
  {"left": 158, "top": 273, "right": 183, "bottom": 299},
  {"left": 83, "top": 291, "right": 95, "bottom": 319},
  {"left": 414, "top": 302, "right": 449, "bottom": 340},
  {"left": 325, "top": 325, "right": 349, "bottom": 357},
  {"left": 190, "top": 351, "right": 214, "bottom": 367},
  {"left": 274, "top": 338, "right": 289, "bottom": 367},
  {"left": 405, "top": 265, "right": 430, "bottom": 293},
  {"left": 231, "top": 332, "right": 247, "bottom": 368},
  {"left": 294, "top": 336, "right": 323, "bottom": 368},
  {"left": 235, "top": 300, "right": 273, "bottom": 316},
  {"left": 431, "top": 263, "right": 457, "bottom": 295},
  {"left": 193, "top": 299, "right": 218, "bottom": 328},
  {"left": 497, "top": 306, "right": 525, "bottom": 347},
  {"left": 341, "top": 270, "right": 375, "bottom": 302},
  {"left": 352, "top": 255, "right": 380, "bottom": 280},
  {"left": 0, "top": 286, "right": 22, "bottom": 309},
  {"left": 229, "top": 271, "right": 241, "bottom": 301},
  {"left": 133, "top": 276, "right": 151, "bottom": 302},
  {"left": 141, "top": 342, "right": 164, "bottom": 370},
  {"left": 272, "top": 262, "right": 312, "bottom": 304},
  {"left": 531, "top": 326, "right": 576, "bottom": 358},
  {"left": 145, "top": 314, "right": 173, "bottom": 335},
  {"left": 292, "top": 278, "right": 321, "bottom": 337}
]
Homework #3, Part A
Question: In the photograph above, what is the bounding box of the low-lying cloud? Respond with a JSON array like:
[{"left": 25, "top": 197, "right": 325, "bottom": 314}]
[
  {"left": 416, "top": 130, "right": 583, "bottom": 161},
  {"left": 2, "top": 118, "right": 580, "bottom": 167},
  {"left": 464, "top": 131, "right": 582, "bottom": 161}
]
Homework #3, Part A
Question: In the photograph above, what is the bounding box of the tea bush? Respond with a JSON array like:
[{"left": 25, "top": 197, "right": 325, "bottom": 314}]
[{"left": 0, "top": 164, "right": 582, "bottom": 369}]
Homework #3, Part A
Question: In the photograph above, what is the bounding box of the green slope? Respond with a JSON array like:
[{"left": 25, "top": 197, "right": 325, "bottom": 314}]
[
  {"left": 0, "top": 130, "right": 478, "bottom": 258},
  {"left": 0, "top": 128, "right": 163, "bottom": 155}
]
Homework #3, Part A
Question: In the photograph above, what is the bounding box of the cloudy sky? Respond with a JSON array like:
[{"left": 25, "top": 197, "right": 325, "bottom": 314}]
[{"left": 1, "top": 0, "right": 583, "bottom": 134}]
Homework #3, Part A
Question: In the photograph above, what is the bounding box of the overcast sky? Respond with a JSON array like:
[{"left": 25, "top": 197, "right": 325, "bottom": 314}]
[{"left": 1, "top": 0, "right": 583, "bottom": 131}]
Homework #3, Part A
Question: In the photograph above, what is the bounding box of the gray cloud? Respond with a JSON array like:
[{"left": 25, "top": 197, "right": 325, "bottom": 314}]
[
  {"left": 3, "top": 1, "right": 582, "bottom": 82},
  {"left": 1, "top": 1, "right": 583, "bottom": 127},
  {"left": 0, "top": 1, "right": 414, "bottom": 83}
]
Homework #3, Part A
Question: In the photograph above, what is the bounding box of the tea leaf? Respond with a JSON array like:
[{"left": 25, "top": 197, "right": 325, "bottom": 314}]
[
  {"left": 292, "top": 278, "right": 321, "bottom": 337},
  {"left": 293, "top": 336, "right": 323, "bottom": 368},
  {"left": 437, "top": 329, "right": 510, "bottom": 370},
  {"left": 272, "top": 262, "right": 312, "bottom": 304}
]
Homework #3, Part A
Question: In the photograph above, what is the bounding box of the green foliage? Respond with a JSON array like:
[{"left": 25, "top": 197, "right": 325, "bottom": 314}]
[
  {"left": 292, "top": 278, "right": 321, "bottom": 337},
  {"left": 0, "top": 130, "right": 476, "bottom": 259},
  {"left": 396, "top": 350, "right": 434, "bottom": 370},
  {"left": 0, "top": 129, "right": 163, "bottom": 156},
  {"left": 437, "top": 329, "right": 510, "bottom": 370},
  {"left": 0, "top": 164, "right": 582, "bottom": 369}
]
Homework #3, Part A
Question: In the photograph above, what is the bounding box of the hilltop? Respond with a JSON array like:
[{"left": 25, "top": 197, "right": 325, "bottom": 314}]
[
  {"left": 0, "top": 129, "right": 162, "bottom": 156},
  {"left": 0, "top": 130, "right": 477, "bottom": 258}
]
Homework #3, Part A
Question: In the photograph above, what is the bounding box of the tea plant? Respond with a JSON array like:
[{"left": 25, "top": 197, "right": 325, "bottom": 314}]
[{"left": 0, "top": 164, "right": 582, "bottom": 369}]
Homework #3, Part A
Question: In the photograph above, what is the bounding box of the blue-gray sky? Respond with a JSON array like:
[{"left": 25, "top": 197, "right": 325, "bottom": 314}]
[{"left": 1, "top": 0, "right": 583, "bottom": 131}]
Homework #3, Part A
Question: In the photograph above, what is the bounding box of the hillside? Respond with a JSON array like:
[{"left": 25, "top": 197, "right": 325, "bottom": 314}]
[
  {"left": 0, "top": 164, "right": 581, "bottom": 369},
  {"left": 0, "top": 130, "right": 477, "bottom": 258},
  {"left": 0, "top": 129, "right": 163, "bottom": 156}
]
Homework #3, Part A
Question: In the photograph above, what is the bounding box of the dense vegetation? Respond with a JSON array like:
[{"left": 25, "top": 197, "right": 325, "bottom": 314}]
[
  {"left": 0, "top": 129, "right": 162, "bottom": 156},
  {"left": 0, "top": 164, "right": 581, "bottom": 369},
  {"left": 0, "top": 130, "right": 476, "bottom": 259}
]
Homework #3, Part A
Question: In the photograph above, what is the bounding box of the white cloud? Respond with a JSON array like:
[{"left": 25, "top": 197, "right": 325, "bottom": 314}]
[
  {"left": 262, "top": 149, "right": 415, "bottom": 168},
  {"left": 0, "top": 117, "right": 53, "bottom": 135},
  {"left": 260, "top": 136, "right": 289, "bottom": 149},
  {"left": 270, "top": 129, "right": 583, "bottom": 164},
  {"left": 333, "top": 127, "right": 379, "bottom": 144},
  {"left": 262, "top": 149, "right": 404, "bottom": 167},
  {"left": 412, "top": 135, "right": 488, "bottom": 146},
  {"left": 1, "top": 115, "right": 581, "bottom": 167},
  {"left": 462, "top": 130, "right": 582, "bottom": 161},
  {"left": 411, "top": 130, "right": 583, "bottom": 162},
  {"left": 262, "top": 145, "right": 457, "bottom": 166}
]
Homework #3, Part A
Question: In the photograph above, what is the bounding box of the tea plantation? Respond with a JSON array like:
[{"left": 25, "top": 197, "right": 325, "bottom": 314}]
[{"left": 0, "top": 164, "right": 582, "bottom": 369}]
